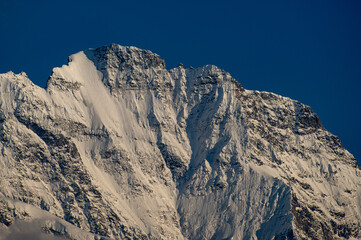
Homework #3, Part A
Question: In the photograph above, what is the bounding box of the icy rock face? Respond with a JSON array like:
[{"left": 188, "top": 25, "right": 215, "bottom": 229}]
[{"left": 0, "top": 44, "right": 360, "bottom": 240}]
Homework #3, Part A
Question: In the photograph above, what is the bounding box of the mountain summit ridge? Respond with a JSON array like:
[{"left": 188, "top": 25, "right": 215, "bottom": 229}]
[{"left": 0, "top": 44, "right": 360, "bottom": 240}]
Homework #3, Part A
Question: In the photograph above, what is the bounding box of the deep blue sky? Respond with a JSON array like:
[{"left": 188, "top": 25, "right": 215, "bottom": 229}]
[{"left": 1, "top": 0, "right": 360, "bottom": 164}]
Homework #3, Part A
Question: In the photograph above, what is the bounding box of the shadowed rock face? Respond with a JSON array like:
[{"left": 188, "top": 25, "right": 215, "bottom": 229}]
[{"left": 0, "top": 44, "right": 360, "bottom": 240}]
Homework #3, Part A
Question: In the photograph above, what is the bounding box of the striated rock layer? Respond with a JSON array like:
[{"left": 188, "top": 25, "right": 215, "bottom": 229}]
[{"left": 0, "top": 44, "right": 360, "bottom": 239}]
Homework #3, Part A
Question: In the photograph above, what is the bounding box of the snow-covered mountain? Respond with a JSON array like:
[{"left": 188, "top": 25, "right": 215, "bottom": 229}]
[{"left": 0, "top": 44, "right": 360, "bottom": 240}]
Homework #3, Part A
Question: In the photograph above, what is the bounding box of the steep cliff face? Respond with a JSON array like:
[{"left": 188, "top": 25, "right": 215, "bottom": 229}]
[{"left": 0, "top": 44, "right": 360, "bottom": 240}]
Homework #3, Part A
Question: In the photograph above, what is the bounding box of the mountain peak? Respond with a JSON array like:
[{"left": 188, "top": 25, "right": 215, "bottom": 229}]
[{"left": 0, "top": 44, "right": 360, "bottom": 240}]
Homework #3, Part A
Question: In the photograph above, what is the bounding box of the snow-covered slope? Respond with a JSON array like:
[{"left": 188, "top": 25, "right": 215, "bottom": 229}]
[{"left": 0, "top": 44, "right": 360, "bottom": 239}]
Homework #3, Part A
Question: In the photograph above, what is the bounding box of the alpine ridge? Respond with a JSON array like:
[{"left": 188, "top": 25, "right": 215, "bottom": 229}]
[{"left": 0, "top": 44, "right": 360, "bottom": 240}]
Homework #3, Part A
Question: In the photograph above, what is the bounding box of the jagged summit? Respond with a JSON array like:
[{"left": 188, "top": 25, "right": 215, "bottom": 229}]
[
  {"left": 45, "top": 44, "right": 237, "bottom": 97},
  {"left": 0, "top": 44, "right": 360, "bottom": 239},
  {"left": 89, "top": 44, "right": 166, "bottom": 69}
]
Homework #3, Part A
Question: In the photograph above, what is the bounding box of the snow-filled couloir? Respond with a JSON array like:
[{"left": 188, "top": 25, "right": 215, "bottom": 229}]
[{"left": 0, "top": 44, "right": 360, "bottom": 240}]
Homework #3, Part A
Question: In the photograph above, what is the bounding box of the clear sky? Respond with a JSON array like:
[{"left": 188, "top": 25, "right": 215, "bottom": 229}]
[{"left": 1, "top": 0, "right": 360, "bottom": 164}]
